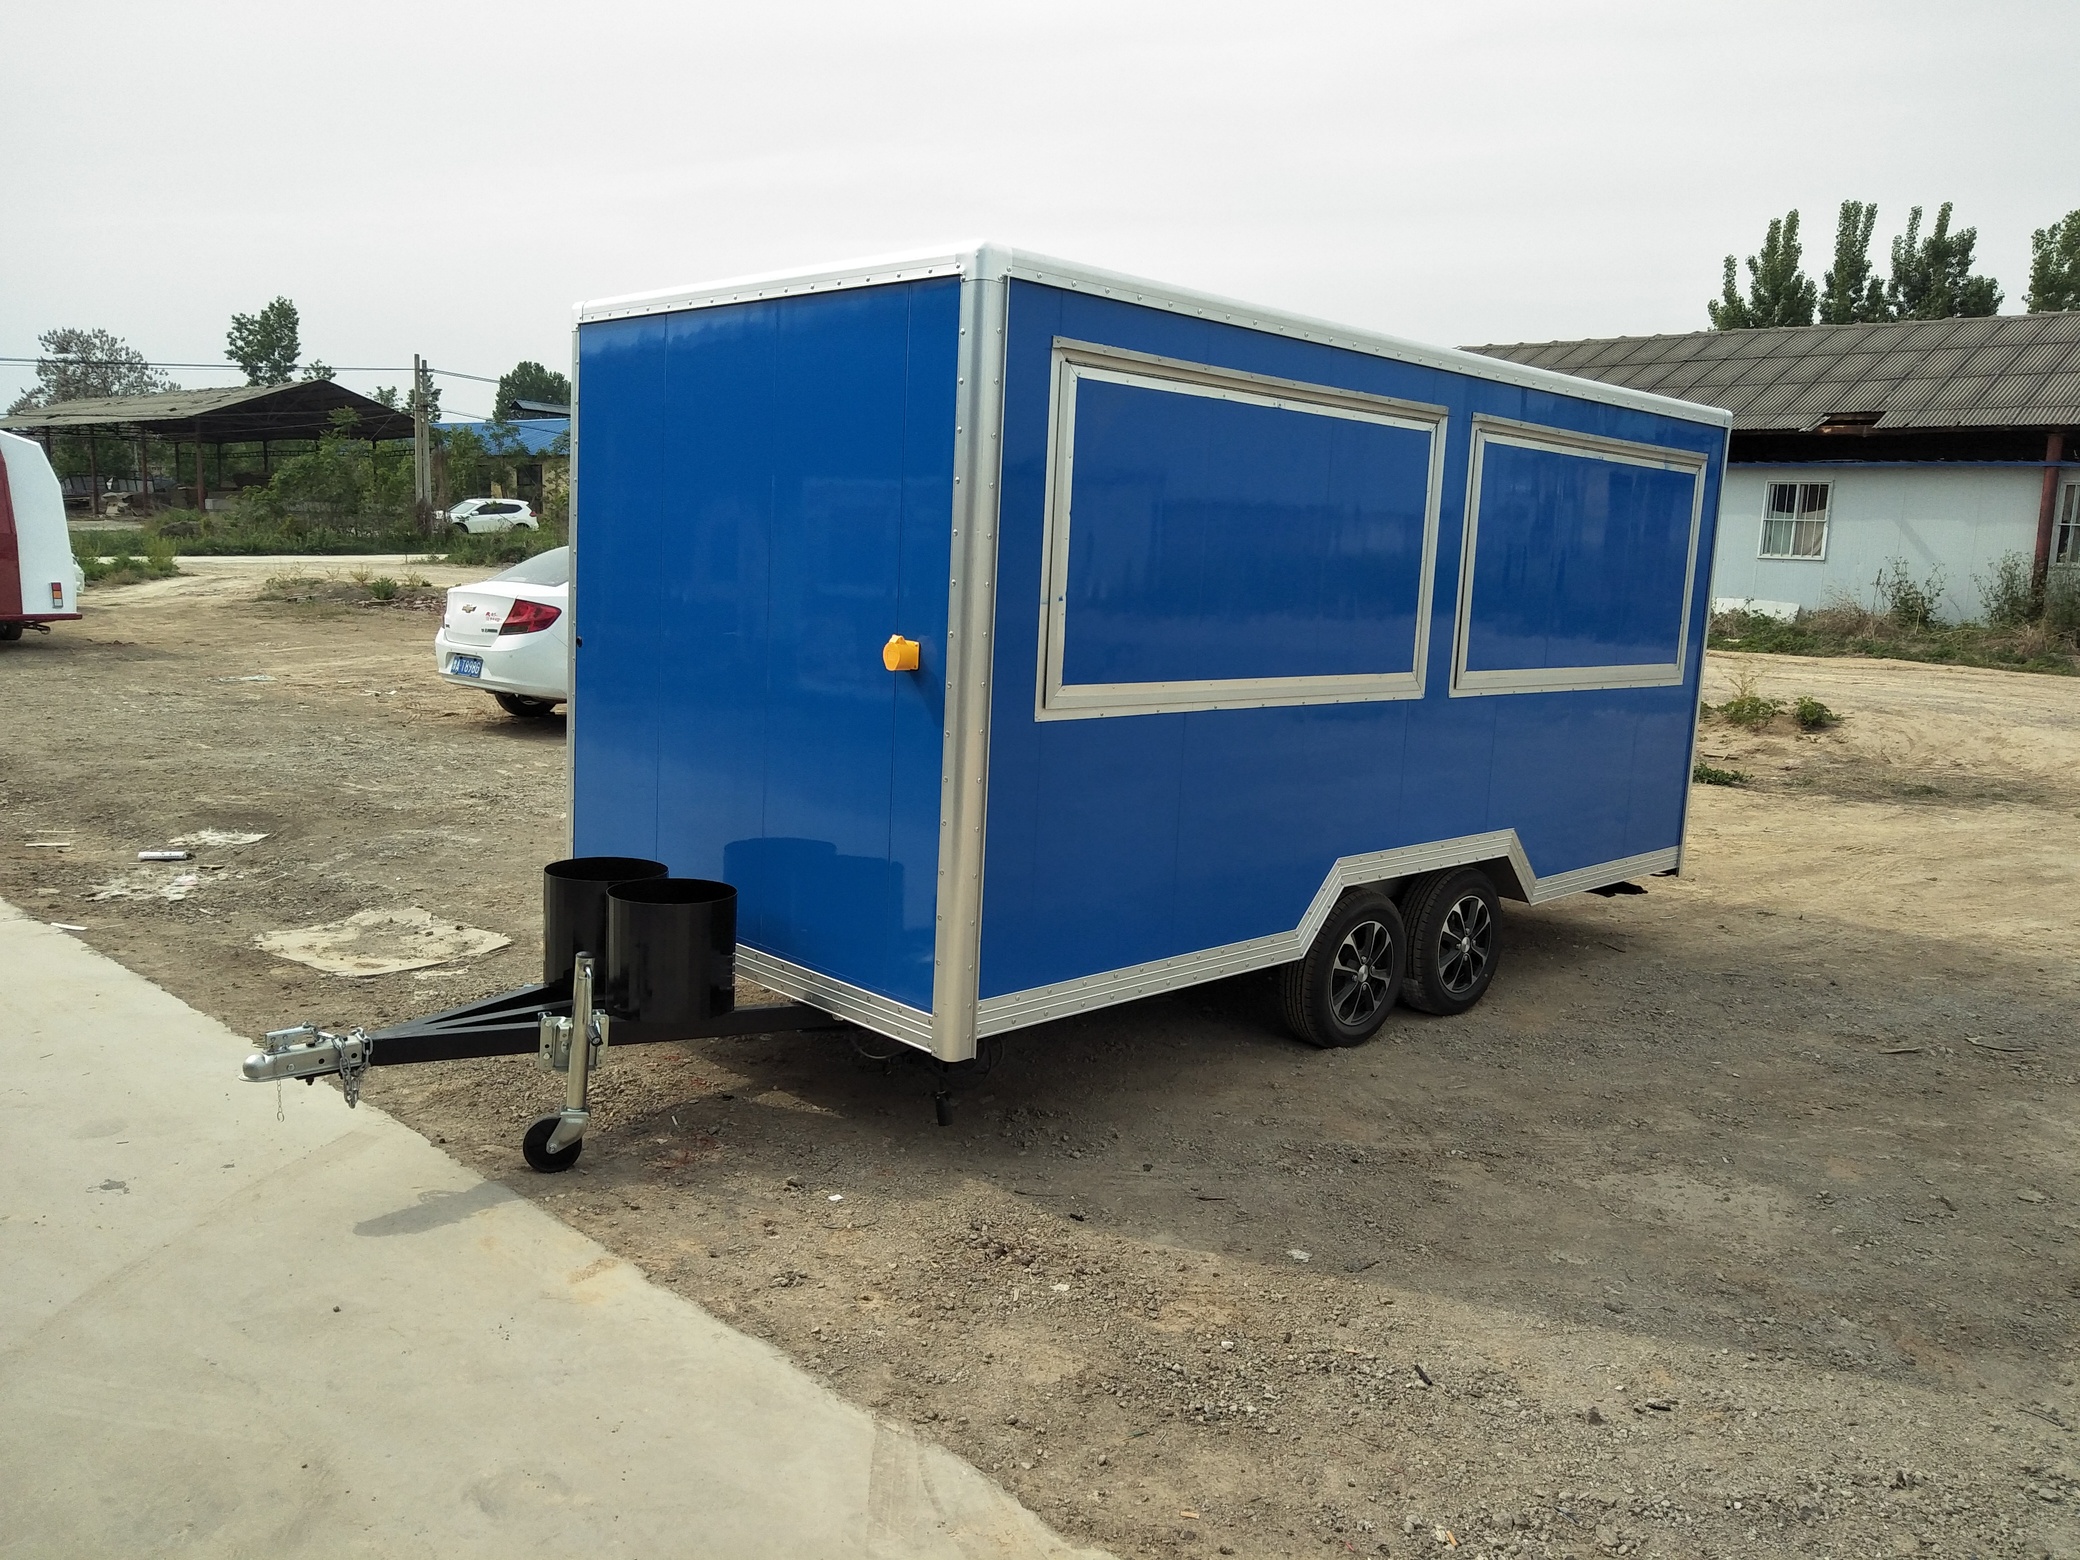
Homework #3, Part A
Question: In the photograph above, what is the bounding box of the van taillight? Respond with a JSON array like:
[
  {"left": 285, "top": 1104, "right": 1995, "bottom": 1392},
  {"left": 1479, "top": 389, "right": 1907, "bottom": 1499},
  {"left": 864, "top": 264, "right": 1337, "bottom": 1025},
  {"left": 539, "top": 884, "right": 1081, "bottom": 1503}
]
[{"left": 498, "top": 599, "right": 561, "bottom": 635}]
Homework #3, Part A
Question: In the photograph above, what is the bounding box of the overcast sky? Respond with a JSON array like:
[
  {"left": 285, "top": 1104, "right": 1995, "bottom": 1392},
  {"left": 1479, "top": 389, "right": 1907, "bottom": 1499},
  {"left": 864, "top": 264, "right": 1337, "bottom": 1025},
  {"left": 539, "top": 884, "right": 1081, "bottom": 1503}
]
[{"left": 4, "top": 0, "right": 2073, "bottom": 417}]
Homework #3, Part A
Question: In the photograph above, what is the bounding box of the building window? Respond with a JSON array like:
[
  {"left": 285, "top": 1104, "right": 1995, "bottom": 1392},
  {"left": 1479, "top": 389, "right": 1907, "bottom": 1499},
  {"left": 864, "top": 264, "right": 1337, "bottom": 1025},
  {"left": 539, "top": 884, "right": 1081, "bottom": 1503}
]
[
  {"left": 1760, "top": 481, "right": 1830, "bottom": 559},
  {"left": 2056, "top": 482, "right": 2080, "bottom": 566}
]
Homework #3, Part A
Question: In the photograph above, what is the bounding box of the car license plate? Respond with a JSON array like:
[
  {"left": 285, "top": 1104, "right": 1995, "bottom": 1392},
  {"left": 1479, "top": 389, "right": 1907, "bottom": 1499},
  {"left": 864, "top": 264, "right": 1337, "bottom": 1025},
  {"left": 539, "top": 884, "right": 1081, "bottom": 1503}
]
[{"left": 451, "top": 654, "right": 483, "bottom": 678}]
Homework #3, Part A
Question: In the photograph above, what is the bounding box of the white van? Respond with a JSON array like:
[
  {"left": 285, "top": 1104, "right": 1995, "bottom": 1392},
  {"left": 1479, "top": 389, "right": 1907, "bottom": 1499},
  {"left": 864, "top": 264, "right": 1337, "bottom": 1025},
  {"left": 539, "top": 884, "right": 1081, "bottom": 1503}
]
[{"left": 0, "top": 429, "right": 84, "bottom": 641}]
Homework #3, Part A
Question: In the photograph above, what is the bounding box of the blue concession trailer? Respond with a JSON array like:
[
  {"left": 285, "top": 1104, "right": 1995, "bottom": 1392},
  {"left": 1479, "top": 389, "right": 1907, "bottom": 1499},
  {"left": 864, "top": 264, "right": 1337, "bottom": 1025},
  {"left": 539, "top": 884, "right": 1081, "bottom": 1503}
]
[{"left": 570, "top": 246, "right": 1730, "bottom": 1063}]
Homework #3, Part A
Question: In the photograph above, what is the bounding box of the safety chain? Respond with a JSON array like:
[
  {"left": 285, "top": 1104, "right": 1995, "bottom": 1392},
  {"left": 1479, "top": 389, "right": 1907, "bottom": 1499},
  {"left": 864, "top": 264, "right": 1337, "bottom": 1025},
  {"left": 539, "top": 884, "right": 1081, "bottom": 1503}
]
[{"left": 339, "top": 1029, "right": 372, "bottom": 1108}]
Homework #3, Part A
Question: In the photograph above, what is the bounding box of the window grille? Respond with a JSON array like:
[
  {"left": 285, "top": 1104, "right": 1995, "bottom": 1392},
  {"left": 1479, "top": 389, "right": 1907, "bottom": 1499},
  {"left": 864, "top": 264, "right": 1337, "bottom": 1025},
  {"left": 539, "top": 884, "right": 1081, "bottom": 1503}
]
[
  {"left": 2055, "top": 482, "right": 2080, "bottom": 567},
  {"left": 1760, "top": 481, "right": 1830, "bottom": 559}
]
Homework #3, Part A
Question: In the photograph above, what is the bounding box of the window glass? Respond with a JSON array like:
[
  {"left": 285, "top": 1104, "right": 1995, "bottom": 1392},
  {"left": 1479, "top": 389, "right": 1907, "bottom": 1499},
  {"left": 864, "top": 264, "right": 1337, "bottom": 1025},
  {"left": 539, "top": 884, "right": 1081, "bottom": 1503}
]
[
  {"left": 2056, "top": 483, "right": 2080, "bottom": 565},
  {"left": 492, "top": 546, "right": 569, "bottom": 586}
]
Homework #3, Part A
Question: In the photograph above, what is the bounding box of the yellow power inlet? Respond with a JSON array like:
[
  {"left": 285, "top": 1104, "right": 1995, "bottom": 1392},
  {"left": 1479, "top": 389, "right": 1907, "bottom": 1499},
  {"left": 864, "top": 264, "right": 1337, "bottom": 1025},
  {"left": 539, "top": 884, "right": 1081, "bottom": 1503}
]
[{"left": 882, "top": 635, "right": 921, "bottom": 672}]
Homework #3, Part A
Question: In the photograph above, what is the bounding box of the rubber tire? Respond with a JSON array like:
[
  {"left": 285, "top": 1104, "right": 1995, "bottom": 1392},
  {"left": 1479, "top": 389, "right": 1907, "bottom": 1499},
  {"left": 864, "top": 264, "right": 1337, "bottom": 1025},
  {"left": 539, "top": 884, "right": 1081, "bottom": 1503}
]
[
  {"left": 494, "top": 692, "right": 558, "bottom": 718},
  {"left": 1279, "top": 889, "right": 1406, "bottom": 1048},
  {"left": 1401, "top": 866, "right": 1501, "bottom": 1016},
  {"left": 522, "top": 1114, "right": 583, "bottom": 1173},
  {"left": 0, "top": 622, "right": 23, "bottom": 642}
]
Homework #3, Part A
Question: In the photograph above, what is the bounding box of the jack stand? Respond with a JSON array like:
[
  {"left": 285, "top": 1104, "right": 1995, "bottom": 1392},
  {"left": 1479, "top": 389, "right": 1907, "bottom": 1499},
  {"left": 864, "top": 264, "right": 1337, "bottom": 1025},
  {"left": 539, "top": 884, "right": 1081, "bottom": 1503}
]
[{"left": 524, "top": 952, "right": 601, "bottom": 1173}]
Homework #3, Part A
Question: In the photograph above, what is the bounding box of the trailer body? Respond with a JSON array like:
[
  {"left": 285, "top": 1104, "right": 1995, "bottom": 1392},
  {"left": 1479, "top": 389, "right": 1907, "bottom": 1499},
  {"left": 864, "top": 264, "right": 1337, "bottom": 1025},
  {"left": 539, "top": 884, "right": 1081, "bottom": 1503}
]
[
  {"left": 571, "top": 247, "right": 1730, "bottom": 1060},
  {"left": 0, "top": 430, "right": 84, "bottom": 634}
]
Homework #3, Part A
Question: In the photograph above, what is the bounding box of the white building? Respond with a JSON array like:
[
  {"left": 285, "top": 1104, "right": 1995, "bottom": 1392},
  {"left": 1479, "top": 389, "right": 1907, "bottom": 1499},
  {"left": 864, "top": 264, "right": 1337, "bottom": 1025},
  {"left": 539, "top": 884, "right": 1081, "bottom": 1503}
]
[{"left": 1473, "top": 312, "right": 2080, "bottom": 623}]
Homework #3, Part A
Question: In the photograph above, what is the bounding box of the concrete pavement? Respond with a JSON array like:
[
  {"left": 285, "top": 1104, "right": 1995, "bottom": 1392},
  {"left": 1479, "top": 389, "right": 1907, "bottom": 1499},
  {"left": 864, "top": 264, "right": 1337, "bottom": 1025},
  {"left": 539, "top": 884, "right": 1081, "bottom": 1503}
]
[{"left": 0, "top": 900, "right": 1108, "bottom": 1559}]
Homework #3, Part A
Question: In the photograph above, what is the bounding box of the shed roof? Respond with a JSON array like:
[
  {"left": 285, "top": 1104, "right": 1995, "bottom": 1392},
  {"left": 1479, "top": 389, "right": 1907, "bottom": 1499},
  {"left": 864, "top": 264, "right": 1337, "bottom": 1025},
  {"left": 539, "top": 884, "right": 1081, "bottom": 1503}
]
[
  {"left": 1466, "top": 312, "right": 2080, "bottom": 433},
  {"left": 439, "top": 416, "right": 569, "bottom": 456},
  {"left": 0, "top": 380, "right": 414, "bottom": 443}
]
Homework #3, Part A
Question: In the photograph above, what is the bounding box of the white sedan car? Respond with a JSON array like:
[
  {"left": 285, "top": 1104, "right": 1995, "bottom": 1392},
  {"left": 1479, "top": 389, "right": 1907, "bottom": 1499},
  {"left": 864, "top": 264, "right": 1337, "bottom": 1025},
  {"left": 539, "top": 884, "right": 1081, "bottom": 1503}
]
[
  {"left": 447, "top": 496, "right": 539, "bottom": 534},
  {"left": 434, "top": 547, "right": 568, "bottom": 716}
]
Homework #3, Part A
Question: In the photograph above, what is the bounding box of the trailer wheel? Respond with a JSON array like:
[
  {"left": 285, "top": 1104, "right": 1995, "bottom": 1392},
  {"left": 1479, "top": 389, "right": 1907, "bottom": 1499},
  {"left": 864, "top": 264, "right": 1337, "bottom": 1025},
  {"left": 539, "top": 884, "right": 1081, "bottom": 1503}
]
[
  {"left": 1401, "top": 867, "right": 1500, "bottom": 1015},
  {"left": 1280, "top": 890, "right": 1405, "bottom": 1048},
  {"left": 522, "top": 1114, "right": 583, "bottom": 1172},
  {"left": 0, "top": 623, "right": 22, "bottom": 642}
]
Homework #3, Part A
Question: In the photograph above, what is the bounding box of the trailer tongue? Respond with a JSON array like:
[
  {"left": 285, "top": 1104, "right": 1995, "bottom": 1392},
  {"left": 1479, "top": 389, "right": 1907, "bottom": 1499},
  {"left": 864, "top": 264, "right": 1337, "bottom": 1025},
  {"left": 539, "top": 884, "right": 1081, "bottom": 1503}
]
[{"left": 242, "top": 858, "right": 845, "bottom": 1170}]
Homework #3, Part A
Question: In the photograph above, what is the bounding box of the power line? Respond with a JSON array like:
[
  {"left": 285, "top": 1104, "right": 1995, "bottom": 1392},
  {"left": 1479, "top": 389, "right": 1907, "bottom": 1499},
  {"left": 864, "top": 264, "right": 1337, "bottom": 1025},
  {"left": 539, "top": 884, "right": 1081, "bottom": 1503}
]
[{"left": 0, "top": 355, "right": 505, "bottom": 384}]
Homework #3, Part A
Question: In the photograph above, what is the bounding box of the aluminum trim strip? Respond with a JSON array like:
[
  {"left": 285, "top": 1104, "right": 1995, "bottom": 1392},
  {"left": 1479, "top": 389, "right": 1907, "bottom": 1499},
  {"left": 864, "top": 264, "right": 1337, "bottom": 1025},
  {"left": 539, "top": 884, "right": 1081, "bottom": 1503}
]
[
  {"left": 575, "top": 249, "right": 974, "bottom": 324},
  {"left": 1449, "top": 415, "right": 1708, "bottom": 699},
  {"left": 736, "top": 947, "right": 934, "bottom": 1051},
  {"left": 1524, "top": 847, "right": 1681, "bottom": 905},
  {"left": 1033, "top": 340, "right": 1446, "bottom": 721},
  {"left": 927, "top": 273, "right": 1011, "bottom": 1063},
  {"left": 997, "top": 251, "right": 1731, "bottom": 429},
  {"left": 571, "top": 244, "right": 1731, "bottom": 427},
  {"left": 564, "top": 322, "right": 581, "bottom": 859},
  {"left": 972, "top": 833, "right": 1677, "bottom": 1036}
]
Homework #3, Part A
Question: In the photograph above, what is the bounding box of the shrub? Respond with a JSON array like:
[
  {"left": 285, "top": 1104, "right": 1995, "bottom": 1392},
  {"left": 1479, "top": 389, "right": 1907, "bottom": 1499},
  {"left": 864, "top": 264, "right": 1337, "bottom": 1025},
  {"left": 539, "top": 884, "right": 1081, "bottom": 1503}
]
[
  {"left": 1716, "top": 670, "right": 1782, "bottom": 728},
  {"left": 1793, "top": 696, "right": 1840, "bottom": 731},
  {"left": 2046, "top": 566, "right": 2080, "bottom": 638},
  {"left": 1976, "top": 551, "right": 2039, "bottom": 628},
  {"left": 364, "top": 575, "right": 399, "bottom": 602},
  {"left": 442, "top": 526, "right": 562, "bottom": 568},
  {"left": 227, "top": 407, "right": 415, "bottom": 545},
  {"left": 1692, "top": 762, "right": 1748, "bottom": 786},
  {"left": 1708, "top": 608, "right": 1820, "bottom": 655},
  {"left": 1874, "top": 557, "right": 1945, "bottom": 629}
]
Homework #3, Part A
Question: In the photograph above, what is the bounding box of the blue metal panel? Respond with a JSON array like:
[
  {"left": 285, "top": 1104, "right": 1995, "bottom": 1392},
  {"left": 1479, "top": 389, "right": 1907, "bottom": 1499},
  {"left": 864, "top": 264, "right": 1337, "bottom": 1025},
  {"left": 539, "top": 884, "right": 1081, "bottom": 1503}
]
[
  {"left": 979, "top": 281, "right": 1725, "bottom": 1001},
  {"left": 1171, "top": 701, "right": 1407, "bottom": 956},
  {"left": 574, "top": 278, "right": 957, "bottom": 1012},
  {"left": 571, "top": 314, "right": 668, "bottom": 863},
  {"left": 1464, "top": 442, "right": 1697, "bottom": 673},
  {"left": 1059, "top": 378, "right": 1432, "bottom": 685}
]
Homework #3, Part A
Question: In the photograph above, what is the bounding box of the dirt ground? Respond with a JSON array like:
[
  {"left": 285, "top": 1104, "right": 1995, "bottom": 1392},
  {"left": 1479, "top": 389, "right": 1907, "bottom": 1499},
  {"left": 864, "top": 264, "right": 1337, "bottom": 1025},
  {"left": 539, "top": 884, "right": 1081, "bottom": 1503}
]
[{"left": 6, "top": 559, "right": 2078, "bottom": 1560}]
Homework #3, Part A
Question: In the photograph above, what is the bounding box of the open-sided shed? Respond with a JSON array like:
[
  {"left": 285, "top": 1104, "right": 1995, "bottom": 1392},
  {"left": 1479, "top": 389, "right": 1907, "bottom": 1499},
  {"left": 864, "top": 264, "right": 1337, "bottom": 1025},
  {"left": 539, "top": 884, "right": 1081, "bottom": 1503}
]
[{"left": 0, "top": 380, "right": 412, "bottom": 513}]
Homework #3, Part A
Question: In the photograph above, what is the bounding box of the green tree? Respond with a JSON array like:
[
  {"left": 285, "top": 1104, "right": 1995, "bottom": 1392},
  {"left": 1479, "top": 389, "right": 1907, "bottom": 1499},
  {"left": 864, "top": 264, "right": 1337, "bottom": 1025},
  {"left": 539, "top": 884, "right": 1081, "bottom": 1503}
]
[
  {"left": 2026, "top": 210, "right": 2080, "bottom": 313},
  {"left": 1708, "top": 210, "right": 1817, "bottom": 329},
  {"left": 7, "top": 326, "right": 175, "bottom": 412},
  {"left": 1820, "top": 200, "right": 1888, "bottom": 324},
  {"left": 494, "top": 360, "right": 571, "bottom": 419},
  {"left": 226, "top": 297, "right": 303, "bottom": 385},
  {"left": 237, "top": 407, "right": 412, "bottom": 536},
  {"left": 1885, "top": 204, "right": 2002, "bottom": 320}
]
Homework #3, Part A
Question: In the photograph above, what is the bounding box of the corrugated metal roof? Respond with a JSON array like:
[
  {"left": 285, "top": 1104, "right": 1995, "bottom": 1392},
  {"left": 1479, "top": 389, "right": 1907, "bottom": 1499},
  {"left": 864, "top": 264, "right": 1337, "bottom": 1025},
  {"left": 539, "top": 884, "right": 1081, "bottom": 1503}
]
[
  {"left": 0, "top": 380, "right": 414, "bottom": 442},
  {"left": 1467, "top": 312, "right": 2080, "bottom": 431}
]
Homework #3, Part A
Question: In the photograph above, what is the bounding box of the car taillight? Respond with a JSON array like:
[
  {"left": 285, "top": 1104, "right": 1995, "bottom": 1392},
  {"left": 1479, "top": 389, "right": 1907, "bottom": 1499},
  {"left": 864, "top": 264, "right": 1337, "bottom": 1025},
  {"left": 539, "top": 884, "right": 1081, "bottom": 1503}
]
[{"left": 498, "top": 598, "right": 562, "bottom": 635}]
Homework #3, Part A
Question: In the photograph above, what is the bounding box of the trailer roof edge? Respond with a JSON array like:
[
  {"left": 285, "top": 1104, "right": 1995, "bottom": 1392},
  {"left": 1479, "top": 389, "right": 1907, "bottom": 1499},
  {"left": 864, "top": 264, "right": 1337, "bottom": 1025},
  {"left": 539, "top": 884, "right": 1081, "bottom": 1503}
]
[{"left": 574, "top": 245, "right": 1734, "bottom": 430}]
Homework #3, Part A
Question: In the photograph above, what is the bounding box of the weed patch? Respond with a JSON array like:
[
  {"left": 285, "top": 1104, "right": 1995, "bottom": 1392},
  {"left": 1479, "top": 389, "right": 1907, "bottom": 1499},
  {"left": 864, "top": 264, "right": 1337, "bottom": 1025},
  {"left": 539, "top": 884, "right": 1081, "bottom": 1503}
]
[
  {"left": 1793, "top": 696, "right": 1840, "bottom": 731},
  {"left": 258, "top": 570, "right": 439, "bottom": 609},
  {"left": 73, "top": 529, "right": 180, "bottom": 587},
  {"left": 1692, "top": 762, "right": 1748, "bottom": 786},
  {"left": 1709, "top": 603, "right": 2078, "bottom": 675}
]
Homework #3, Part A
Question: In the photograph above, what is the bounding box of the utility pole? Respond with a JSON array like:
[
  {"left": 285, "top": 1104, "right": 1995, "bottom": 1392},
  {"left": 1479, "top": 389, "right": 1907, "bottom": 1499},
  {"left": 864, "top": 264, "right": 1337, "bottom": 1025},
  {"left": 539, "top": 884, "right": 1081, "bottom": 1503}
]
[{"left": 411, "top": 354, "right": 433, "bottom": 534}]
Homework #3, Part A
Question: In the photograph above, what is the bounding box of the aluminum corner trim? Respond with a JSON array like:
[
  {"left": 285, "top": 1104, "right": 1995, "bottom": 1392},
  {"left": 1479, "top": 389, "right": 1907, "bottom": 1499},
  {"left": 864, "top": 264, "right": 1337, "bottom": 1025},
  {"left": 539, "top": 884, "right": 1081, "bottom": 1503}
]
[
  {"left": 735, "top": 948, "right": 933, "bottom": 1051},
  {"left": 928, "top": 269, "right": 1010, "bottom": 1062}
]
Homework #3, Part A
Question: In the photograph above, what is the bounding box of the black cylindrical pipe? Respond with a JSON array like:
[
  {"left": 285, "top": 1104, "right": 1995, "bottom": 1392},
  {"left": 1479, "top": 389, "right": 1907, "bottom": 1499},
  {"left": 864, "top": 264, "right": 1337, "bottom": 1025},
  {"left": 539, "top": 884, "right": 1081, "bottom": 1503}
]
[
  {"left": 542, "top": 857, "right": 668, "bottom": 988},
  {"left": 605, "top": 877, "right": 737, "bottom": 1027}
]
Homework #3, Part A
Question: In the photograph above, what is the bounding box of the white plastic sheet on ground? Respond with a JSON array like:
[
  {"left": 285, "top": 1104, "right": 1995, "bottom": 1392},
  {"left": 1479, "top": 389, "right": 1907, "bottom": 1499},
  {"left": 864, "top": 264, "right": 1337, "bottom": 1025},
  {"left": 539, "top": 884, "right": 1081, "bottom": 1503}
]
[{"left": 257, "top": 908, "right": 510, "bottom": 978}]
